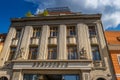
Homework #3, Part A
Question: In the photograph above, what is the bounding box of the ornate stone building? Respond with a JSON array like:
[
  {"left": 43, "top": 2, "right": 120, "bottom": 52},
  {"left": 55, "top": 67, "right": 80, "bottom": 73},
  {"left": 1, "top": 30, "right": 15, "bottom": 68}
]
[
  {"left": 0, "top": 33, "right": 6, "bottom": 54},
  {"left": 0, "top": 7, "right": 115, "bottom": 80},
  {"left": 105, "top": 31, "right": 120, "bottom": 80}
]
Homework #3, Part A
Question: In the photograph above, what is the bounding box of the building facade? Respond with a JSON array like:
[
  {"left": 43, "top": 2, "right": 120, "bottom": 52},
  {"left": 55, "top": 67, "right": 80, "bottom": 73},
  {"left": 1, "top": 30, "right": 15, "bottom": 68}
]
[
  {"left": 0, "top": 8, "right": 115, "bottom": 80},
  {"left": 0, "top": 33, "right": 6, "bottom": 54},
  {"left": 105, "top": 31, "right": 120, "bottom": 80}
]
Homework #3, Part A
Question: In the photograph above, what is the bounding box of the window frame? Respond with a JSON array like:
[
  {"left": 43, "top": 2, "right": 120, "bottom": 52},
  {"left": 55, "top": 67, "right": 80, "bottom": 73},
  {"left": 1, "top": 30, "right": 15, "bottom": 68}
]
[
  {"left": 9, "top": 47, "right": 16, "bottom": 60},
  {"left": 49, "top": 27, "right": 58, "bottom": 37},
  {"left": 15, "top": 29, "right": 22, "bottom": 39},
  {"left": 88, "top": 26, "right": 96, "bottom": 37},
  {"left": 33, "top": 27, "right": 41, "bottom": 38},
  {"left": 67, "top": 26, "right": 76, "bottom": 36},
  {"left": 117, "top": 55, "right": 120, "bottom": 65},
  {"left": 29, "top": 47, "right": 38, "bottom": 60},
  {"left": 91, "top": 45, "right": 101, "bottom": 61},
  {"left": 48, "top": 47, "right": 57, "bottom": 59},
  {"left": 67, "top": 46, "right": 78, "bottom": 60}
]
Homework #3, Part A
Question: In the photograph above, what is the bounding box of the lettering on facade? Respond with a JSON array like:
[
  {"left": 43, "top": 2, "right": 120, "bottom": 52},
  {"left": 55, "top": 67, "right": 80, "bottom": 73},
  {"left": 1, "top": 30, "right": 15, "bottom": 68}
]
[{"left": 32, "top": 62, "right": 68, "bottom": 68}]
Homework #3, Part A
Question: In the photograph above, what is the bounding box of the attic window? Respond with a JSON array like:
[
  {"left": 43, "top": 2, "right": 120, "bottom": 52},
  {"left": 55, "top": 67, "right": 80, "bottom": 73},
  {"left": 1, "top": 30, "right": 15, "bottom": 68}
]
[{"left": 117, "top": 37, "right": 120, "bottom": 41}]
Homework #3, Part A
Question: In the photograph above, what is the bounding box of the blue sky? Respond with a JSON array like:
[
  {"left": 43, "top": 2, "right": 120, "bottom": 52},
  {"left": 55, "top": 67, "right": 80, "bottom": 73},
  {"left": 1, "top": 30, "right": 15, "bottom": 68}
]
[{"left": 0, "top": 0, "right": 120, "bottom": 33}]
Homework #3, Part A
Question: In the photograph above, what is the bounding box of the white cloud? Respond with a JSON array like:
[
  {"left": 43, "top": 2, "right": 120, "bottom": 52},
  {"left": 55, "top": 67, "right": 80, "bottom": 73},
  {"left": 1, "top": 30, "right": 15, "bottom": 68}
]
[{"left": 24, "top": 0, "right": 120, "bottom": 29}]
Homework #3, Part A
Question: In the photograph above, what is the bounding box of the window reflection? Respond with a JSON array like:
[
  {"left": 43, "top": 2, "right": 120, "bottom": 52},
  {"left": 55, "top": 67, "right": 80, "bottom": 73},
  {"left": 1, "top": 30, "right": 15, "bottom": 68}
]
[{"left": 24, "top": 74, "right": 80, "bottom": 80}]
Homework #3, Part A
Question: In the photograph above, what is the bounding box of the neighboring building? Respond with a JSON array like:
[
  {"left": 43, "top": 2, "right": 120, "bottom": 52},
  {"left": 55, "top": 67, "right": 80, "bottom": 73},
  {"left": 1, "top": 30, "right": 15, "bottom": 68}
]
[
  {"left": 0, "top": 7, "right": 115, "bottom": 80},
  {"left": 0, "top": 33, "right": 6, "bottom": 53},
  {"left": 105, "top": 31, "right": 120, "bottom": 80}
]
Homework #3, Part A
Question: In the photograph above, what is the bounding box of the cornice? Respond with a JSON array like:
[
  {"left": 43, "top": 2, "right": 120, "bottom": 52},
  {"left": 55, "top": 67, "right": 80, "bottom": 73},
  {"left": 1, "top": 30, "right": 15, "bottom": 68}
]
[{"left": 11, "top": 14, "right": 101, "bottom": 22}]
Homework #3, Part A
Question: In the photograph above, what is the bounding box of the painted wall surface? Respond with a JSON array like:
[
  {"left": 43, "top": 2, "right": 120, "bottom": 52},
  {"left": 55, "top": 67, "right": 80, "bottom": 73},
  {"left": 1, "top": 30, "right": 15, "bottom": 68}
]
[{"left": 105, "top": 31, "right": 120, "bottom": 80}]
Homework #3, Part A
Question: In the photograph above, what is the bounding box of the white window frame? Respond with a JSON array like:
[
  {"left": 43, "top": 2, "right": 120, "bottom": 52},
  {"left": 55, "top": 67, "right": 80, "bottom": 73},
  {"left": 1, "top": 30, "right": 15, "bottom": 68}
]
[{"left": 117, "top": 55, "right": 120, "bottom": 65}]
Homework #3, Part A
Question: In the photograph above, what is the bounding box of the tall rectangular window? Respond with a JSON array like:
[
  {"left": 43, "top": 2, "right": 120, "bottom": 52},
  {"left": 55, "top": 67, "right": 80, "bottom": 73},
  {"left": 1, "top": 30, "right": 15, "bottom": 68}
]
[
  {"left": 117, "top": 55, "right": 120, "bottom": 65},
  {"left": 67, "top": 26, "right": 76, "bottom": 36},
  {"left": 50, "top": 27, "right": 58, "bottom": 37},
  {"left": 68, "top": 46, "right": 77, "bottom": 59},
  {"left": 92, "top": 46, "right": 101, "bottom": 61},
  {"left": 48, "top": 47, "right": 57, "bottom": 59},
  {"left": 15, "top": 29, "right": 22, "bottom": 39},
  {"left": 29, "top": 47, "right": 38, "bottom": 59},
  {"left": 33, "top": 28, "right": 41, "bottom": 37},
  {"left": 9, "top": 47, "right": 16, "bottom": 60},
  {"left": 88, "top": 26, "right": 96, "bottom": 36}
]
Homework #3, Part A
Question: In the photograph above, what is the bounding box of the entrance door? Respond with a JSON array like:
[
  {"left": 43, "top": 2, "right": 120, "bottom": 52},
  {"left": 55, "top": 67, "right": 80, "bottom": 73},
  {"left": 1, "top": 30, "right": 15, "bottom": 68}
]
[{"left": 0, "top": 77, "right": 8, "bottom": 80}]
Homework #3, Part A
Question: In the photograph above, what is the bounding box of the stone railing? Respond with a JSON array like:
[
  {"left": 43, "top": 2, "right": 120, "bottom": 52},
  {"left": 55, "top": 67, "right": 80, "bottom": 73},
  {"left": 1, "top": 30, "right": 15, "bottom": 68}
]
[
  {"left": 90, "top": 35, "right": 98, "bottom": 44},
  {"left": 30, "top": 37, "right": 39, "bottom": 46},
  {"left": 67, "top": 36, "right": 76, "bottom": 45},
  {"left": 11, "top": 38, "right": 18, "bottom": 46},
  {"left": 48, "top": 37, "right": 57, "bottom": 45}
]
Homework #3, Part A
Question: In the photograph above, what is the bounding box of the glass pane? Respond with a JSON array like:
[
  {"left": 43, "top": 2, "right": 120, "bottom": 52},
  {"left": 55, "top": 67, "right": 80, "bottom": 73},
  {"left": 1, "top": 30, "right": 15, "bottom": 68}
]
[{"left": 63, "top": 75, "right": 80, "bottom": 80}]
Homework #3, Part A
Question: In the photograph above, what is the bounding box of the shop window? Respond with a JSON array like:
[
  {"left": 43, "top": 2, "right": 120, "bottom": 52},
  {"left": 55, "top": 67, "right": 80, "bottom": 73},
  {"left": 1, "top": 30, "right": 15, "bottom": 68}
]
[{"left": 48, "top": 47, "right": 57, "bottom": 59}]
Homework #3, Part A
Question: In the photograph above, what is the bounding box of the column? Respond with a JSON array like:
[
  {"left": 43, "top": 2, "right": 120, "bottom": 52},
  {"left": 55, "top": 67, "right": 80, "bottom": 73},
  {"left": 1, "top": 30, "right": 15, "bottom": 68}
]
[
  {"left": 96, "top": 21, "right": 114, "bottom": 79},
  {"left": 77, "top": 23, "right": 92, "bottom": 59},
  {"left": 82, "top": 71, "right": 90, "bottom": 80},
  {"left": 18, "top": 26, "right": 33, "bottom": 59},
  {"left": 0, "top": 27, "right": 16, "bottom": 66},
  {"left": 11, "top": 71, "right": 23, "bottom": 80},
  {"left": 38, "top": 25, "right": 49, "bottom": 59},
  {"left": 58, "top": 25, "right": 67, "bottom": 59}
]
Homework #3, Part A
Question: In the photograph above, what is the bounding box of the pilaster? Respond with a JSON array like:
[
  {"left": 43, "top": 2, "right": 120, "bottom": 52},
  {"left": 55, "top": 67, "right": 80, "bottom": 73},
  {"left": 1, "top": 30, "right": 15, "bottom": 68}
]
[
  {"left": 58, "top": 25, "right": 67, "bottom": 59},
  {"left": 18, "top": 26, "right": 33, "bottom": 59},
  {"left": 77, "top": 23, "right": 92, "bottom": 59},
  {"left": 38, "top": 25, "right": 49, "bottom": 59},
  {"left": 0, "top": 27, "right": 16, "bottom": 66}
]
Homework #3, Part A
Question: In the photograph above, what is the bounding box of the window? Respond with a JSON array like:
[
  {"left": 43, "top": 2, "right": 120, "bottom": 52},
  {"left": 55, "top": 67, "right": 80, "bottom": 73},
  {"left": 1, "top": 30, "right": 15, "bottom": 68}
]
[
  {"left": 48, "top": 47, "right": 57, "bottom": 59},
  {"left": 29, "top": 47, "right": 38, "bottom": 59},
  {"left": 92, "top": 46, "right": 101, "bottom": 61},
  {"left": 117, "top": 55, "right": 120, "bottom": 65},
  {"left": 50, "top": 27, "right": 58, "bottom": 37},
  {"left": 88, "top": 26, "right": 96, "bottom": 36},
  {"left": 15, "top": 29, "right": 22, "bottom": 39},
  {"left": 24, "top": 74, "right": 39, "bottom": 80},
  {"left": 63, "top": 75, "right": 79, "bottom": 80},
  {"left": 33, "top": 28, "right": 41, "bottom": 37},
  {"left": 67, "top": 26, "right": 76, "bottom": 36},
  {"left": 9, "top": 47, "right": 16, "bottom": 60},
  {"left": 24, "top": 74, "right": 80, "bottom": 80},
  {"left": 68, "top": 46, "right": 77, "bottom": 59}
]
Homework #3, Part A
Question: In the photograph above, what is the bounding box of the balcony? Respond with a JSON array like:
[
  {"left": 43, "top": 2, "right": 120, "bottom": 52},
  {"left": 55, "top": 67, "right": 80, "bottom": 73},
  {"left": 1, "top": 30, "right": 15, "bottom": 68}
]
[
  {"left": 67, "top": 36, "right": 76, "bottom": 45},
  {"left": 30, "top": 37, "right": 39, "bottom": 46},
  {"left": 11, "top": 38, "right": 18, "bottom": 46},
  {"left": 90, "top": 35, "right": 98, "bottom": 44},
  {"left": 48, "top": 37, "right": 57, "bottom": 45}
]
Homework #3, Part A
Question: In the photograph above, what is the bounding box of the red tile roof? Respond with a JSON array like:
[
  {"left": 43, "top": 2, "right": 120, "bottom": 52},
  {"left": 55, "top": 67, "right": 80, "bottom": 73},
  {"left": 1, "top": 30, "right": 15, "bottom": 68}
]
[{"left": 105, "top": 31, "right": 120, "bottom": 44}]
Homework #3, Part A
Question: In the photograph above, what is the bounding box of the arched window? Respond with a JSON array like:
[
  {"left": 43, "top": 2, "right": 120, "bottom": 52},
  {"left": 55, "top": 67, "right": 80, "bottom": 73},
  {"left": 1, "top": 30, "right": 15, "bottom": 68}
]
[
  {"left": 0, "top": 77, "right": 8, "bottom": 80},
  {"left": 97, "top": 78, "right": 106, "bottom": 80}
]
